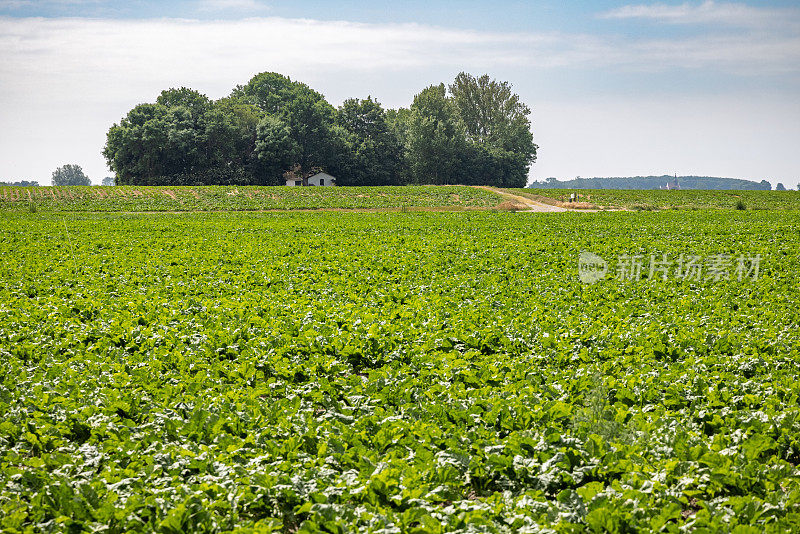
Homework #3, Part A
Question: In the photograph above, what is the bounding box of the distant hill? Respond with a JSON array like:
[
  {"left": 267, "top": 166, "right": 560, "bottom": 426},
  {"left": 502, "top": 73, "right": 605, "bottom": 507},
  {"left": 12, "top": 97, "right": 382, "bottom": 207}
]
[{"left": 529, "top": 175, "right": 772, "bottom": 190}]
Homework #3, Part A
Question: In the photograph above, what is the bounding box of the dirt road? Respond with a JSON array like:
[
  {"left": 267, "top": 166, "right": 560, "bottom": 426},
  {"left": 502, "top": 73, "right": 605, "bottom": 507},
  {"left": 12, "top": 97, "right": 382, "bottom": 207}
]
[{"left": 475, "top": 186, "right": 571, "bottom": 212}]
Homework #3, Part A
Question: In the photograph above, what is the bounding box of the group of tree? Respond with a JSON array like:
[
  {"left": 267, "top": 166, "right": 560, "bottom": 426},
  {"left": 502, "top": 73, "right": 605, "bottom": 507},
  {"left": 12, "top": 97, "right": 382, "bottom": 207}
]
[
  {"left": 103, "top": 72, "right": 537, "bottom": 188},
  {"left": 530, "top": 176, "right": 774, "bottom": 190},
  {"left": 3, "top": 168, "right": 116, "bottom": 187}
]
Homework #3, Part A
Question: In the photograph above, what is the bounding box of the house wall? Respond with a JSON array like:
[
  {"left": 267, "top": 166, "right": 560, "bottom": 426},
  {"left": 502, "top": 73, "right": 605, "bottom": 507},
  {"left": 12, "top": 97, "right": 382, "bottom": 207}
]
[
  {"left": 284, "top": 173, "right": 336, "bottom": 186},
  {"left": 308, "top": 173, "right": 336, "bottom": 187}
]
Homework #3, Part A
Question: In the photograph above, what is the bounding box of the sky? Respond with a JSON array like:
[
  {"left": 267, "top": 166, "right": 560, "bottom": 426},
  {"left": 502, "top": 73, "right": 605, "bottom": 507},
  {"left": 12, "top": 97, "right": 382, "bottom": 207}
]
[{"left": 0, "top": 0, "right": 799, "bottom": 187}]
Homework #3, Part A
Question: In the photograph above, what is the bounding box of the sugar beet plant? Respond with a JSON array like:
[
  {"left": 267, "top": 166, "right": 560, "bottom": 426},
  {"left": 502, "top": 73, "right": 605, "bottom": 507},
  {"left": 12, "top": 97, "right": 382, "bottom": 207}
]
[{"left": 0, "top": 210, "right": 799, "bottom": 532}]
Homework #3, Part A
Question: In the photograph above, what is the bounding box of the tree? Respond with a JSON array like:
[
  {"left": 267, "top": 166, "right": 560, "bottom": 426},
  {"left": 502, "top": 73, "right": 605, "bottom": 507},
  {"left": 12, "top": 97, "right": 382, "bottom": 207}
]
[
  {"left": 405, "top": 84, "right": 467, "bottom": 185},
  {"left": 104, "top": 88, "right": 253, "bottom": 185},
  {"left": 335, "top": 97, "right": 403, "bottom": 186},
  {"left": 449, "top": 72, "right": 537, "bottom": 187},
  {"left": 52, "top": 164, "right": 90, "bottom": 186},
  {"left": 776, "top": 182, "right": 786, "bottom": 191},
  {"left": 386, "top": 108, "right": 411, "bottom": 144},
  {"left": 449, "top": 73, "right": 534, "bottom": 152},
  {"left": 254, "top": 116, "right": 298, "bottom": 185},
  {"left": 101, "top": 176, "right": 115, "bottom": 186},
  {"left": 155, "top": 89, "right": 212, "bottom": 178},
  {"left": 233, "top": 72, "right": 340, "bottom": 179},
  {"left": 232, "top": 72, "right": 326, "bottom": 115},
  {"left": 280, "top": 93, "right": 339, "bottom": 177},
  {"left": 214, "top": 96, "right": 265, "bottom": 178},
  {"left": 104, "top": 103, "right": 171, "bottom": 184},
  {"left": 402, "top": 75, "right": 536, "bottom": 187}
]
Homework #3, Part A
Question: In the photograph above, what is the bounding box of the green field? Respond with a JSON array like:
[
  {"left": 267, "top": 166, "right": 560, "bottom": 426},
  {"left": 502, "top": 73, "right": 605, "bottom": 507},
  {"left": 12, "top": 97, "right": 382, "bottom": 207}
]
[
  {"left": 515, "top": 188, "right": 800, "bottom": 211},
  {"left": 1, "top": 209, "right": 799, "bottom": 532},
  {"left": 0, "top": 186, "right": 501, "bottom": 212},
  {"left": 5, "top": 186, "right": 800, "bottom": 213}
]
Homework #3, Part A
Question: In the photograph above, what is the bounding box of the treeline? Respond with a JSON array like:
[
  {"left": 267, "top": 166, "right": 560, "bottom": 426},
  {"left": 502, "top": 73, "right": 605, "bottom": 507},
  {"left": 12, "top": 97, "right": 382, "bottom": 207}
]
[
  {"left": 103, "top": 72, "right": 537, "bottom": 188},
  {"left": 0, "top": 180, "right": 39, "bottom": 186},
  {"left": 530, "top": 175, "right": 773, "bottom": 190}
]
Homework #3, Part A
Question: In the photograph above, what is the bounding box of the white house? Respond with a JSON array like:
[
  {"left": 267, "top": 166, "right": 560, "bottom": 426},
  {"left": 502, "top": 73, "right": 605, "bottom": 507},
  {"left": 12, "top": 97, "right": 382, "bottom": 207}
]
[{"left": 285, "top": 172, "right": 336, "bottom": 187}]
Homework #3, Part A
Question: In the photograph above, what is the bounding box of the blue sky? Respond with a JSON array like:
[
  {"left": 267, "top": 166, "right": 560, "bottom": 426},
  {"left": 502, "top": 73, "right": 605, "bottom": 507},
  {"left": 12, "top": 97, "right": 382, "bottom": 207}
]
[
  {"left": 3, "top": 0, "right": 798, "bottom": 32},
  {"left": 1, "top": 0, "right": 798, "bottom": 185}
]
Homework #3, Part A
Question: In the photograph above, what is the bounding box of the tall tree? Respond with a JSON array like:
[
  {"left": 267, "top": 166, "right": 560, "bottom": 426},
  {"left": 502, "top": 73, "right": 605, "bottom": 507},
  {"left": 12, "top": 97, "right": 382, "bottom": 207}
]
[
  {"left": 449, "top": 73, "right": 536, "bottom": 155},
  {"left": 335, "top": 97, "right": 403, "bottom": 186},
  {"left": 52, "top": 164, "right": 91, "bottom": 186},
  {"left": 214, "top": 96, "right": 264, "bottom": 176},
  {"left": 254, "top": 116, "right": 298, "bottom": 185},
  {"left": 234, "top": 72, "right": 340, "bottom": 178},
  {"left": 104, "top": 102, "right": 169, "bottom": 184},
  {"left": 104, "top": 88, "right": 251, "bottom": 185},
  {"left": 405, "top": 84, "right": 466, "bottom": 185},
  {"left": 280, "top": 92, "right": 339, "bottom": 177},
  {"left": 448, "top": 72, "right": 537, "bottom": 187},
  {"left": 386, "top": 107, "right": 411, "bottom": 146}
]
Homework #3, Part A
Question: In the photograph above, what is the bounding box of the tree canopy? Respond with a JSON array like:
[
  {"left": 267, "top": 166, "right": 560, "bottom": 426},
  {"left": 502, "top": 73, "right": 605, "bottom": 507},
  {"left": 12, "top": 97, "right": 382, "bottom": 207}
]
[
  {"left": 104, "top": 72, "right": 538, "bottom": 187},
  {"left": 450, "top": 72, "right": 536, "bottom": 157}
]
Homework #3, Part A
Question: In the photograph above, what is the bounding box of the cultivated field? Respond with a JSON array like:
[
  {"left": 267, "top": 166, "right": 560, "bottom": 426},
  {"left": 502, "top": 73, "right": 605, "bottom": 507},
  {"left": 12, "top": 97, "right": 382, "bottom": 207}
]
[
  {"left": 4, "top": 186, "right": 800, "bottom": 213},
  {"left": 0, "top": 186, "right": 501, "bottom": 212},
  {"left": 515, "top": 188, "right": 800, "bottom": 211},
  {"left": 1, "top": 210, "right": 799, "bottom": 532}
]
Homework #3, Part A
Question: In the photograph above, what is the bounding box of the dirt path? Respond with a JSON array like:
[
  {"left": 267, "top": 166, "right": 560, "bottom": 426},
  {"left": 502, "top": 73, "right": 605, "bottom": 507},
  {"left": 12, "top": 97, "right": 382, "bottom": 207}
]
[{"left": 475, "top": 186, "right": 571, "bottom": 212}]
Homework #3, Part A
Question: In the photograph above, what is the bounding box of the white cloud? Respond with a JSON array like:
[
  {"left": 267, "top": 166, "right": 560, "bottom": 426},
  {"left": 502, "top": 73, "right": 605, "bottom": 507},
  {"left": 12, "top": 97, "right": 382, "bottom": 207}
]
[
  {"left": 0, "top": 15, "right": 798, "bottom": 185},
  {"left": 0, "top": 15, "right": 797, "bottom": 102},
  {"left": 601, "top": 1, "right": 800, "bottom": 30},
  {"left": 0, "top": 17, "right": 614, "bottom": 111}
]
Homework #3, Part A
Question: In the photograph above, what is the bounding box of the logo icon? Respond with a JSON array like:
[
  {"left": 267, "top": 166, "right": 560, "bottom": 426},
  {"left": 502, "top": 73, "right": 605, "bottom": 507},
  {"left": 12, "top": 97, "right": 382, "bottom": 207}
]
[{"left": 578, "top": 251, "right": 607, "bottom": 284}]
